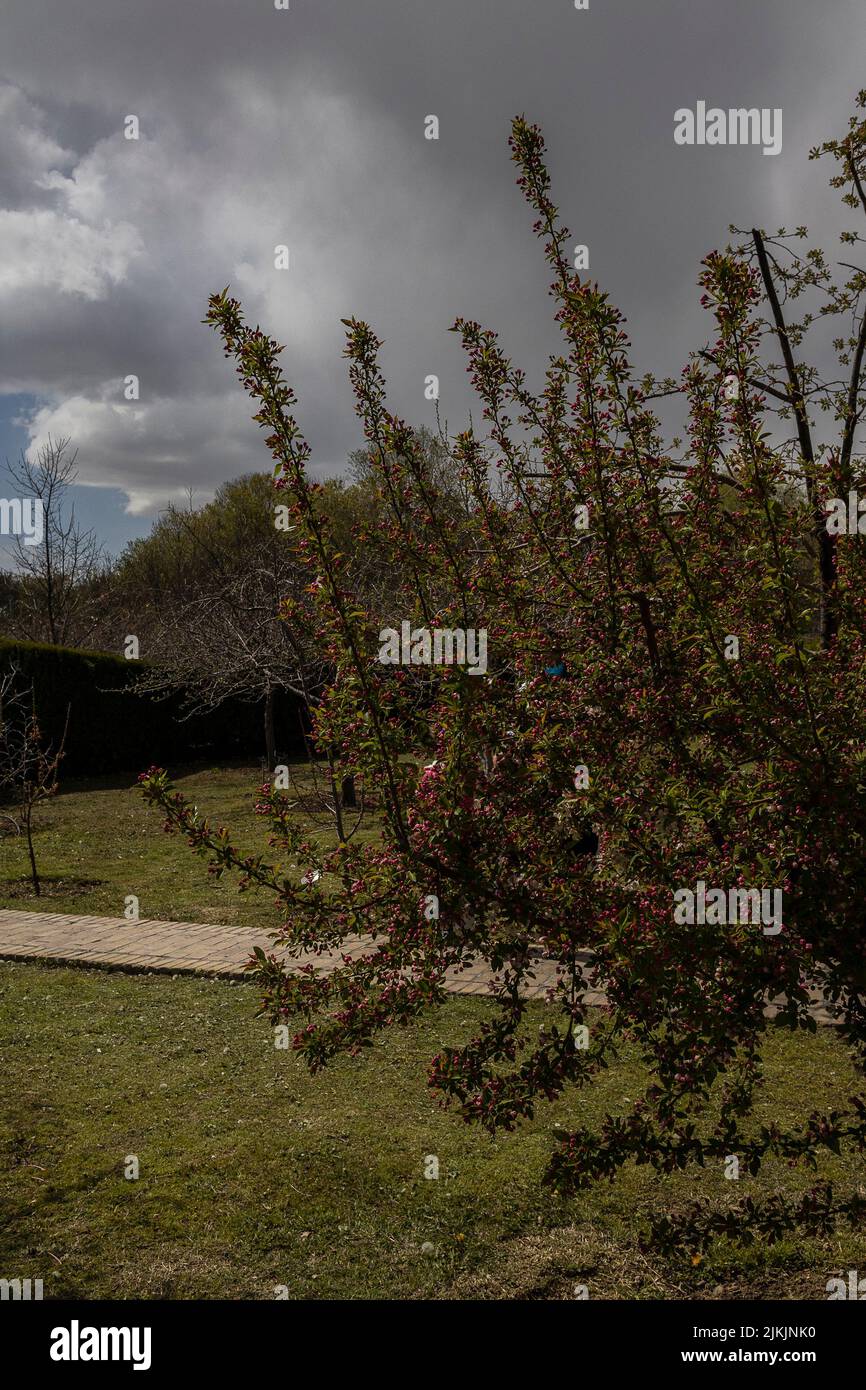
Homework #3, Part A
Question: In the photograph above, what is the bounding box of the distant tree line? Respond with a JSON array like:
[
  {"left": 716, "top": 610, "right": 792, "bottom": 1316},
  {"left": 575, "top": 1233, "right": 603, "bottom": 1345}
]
[{"left": 0, "top": 428, "right": 460, "bottom": 771}]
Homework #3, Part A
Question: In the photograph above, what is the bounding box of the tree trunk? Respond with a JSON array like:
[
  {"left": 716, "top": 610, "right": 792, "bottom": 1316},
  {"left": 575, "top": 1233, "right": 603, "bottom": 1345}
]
[
  {"left": 752, "top": 228, "right": 837, "bottom": 650},
  {"left": 264, "top": 687, "right": 276, "bottom": 772},
  {"left": 24, "top": 805, "right": 40, "bottom": 896},
  {"left": 340, "top": 773, "right": 357, "bottom": 809}
]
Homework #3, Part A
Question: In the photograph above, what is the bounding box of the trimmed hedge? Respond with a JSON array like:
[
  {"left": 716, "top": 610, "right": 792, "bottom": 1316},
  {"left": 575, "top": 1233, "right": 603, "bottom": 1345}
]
[{"left": 0, "top": 637, "right": 306, "bottom": 776}]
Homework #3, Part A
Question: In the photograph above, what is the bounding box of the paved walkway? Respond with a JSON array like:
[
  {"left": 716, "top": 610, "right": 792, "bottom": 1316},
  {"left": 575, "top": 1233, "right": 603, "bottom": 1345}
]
[
  {"left": 0, "top": 909, "right": 838, "bottom": 1021},
  {"left": 0, "top": 908, "right": 574, "bottom": 1000}
]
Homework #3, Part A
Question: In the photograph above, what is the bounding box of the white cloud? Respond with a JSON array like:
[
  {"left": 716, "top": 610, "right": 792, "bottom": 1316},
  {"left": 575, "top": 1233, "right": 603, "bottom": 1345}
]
[
  {"left": 0, "top": 208, "right": 142, "bottom": 297},
  {"left": 24, "top": 390, "right": 262, "bottom": 514},
  {"left": 0, "top": 82, "right": 75, "bottom": 204},
  {"left": 0, "top": 70, "right": 464, "bottom": 512}
]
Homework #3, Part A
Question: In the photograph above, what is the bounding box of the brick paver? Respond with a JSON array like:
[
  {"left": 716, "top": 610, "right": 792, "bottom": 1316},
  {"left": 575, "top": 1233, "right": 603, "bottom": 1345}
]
[
  {"left": 0, "top": 908, "right": 838, "bottom": 1021},
  {"left": 0, "top": 907, "right": 563, "bottom": 998}
]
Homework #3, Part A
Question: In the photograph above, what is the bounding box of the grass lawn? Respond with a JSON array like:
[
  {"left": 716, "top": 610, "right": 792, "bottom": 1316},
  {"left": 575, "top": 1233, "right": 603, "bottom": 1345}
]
[
  {"left": 2, "top": 761, "right": 865, "bottom": 1299},
  {"left": 0, "top": 759, "right": 368, "bottom": 929},
  {"left": 2, "top": 960, "right": 866, "bottom": 1300}
]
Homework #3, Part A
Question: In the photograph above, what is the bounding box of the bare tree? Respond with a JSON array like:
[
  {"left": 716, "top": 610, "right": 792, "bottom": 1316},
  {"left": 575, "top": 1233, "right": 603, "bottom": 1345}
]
[
  {"left": 4, "top": 436, "right": 104, "bottom": 647},
  {"left": 0, "top": 668, "right": 69, "bottom": 896},
  {"left": 113, "top": 475, "right": 330, "bottom": 773}
]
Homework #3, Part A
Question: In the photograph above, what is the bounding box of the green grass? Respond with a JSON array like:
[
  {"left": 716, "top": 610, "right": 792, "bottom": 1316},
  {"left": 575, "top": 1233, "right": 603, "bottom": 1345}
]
[
  {"left": 1, "top": 960, "right": 866, "bottom": 1300},
  {"left": 2, "top": 761, "right": 865, "bottom": 1299},
  {"left": 0, "top": 759, "right": 370, "bottom": 929}
]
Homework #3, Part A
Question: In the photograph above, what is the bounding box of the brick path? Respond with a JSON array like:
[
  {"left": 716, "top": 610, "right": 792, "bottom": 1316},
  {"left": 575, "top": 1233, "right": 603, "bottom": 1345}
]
[
  {"left": 0, "top": 908, "right": 837, "bottom": 1021},
  {"left": 0, "top": 908, "right": 574, "bottom": 1000}
]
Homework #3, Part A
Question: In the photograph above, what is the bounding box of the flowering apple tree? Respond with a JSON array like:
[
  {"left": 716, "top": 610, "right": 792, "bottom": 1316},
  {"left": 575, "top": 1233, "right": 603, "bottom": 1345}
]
[{"left": 141, "top": 99, "right": 866, "bottom": 1253}]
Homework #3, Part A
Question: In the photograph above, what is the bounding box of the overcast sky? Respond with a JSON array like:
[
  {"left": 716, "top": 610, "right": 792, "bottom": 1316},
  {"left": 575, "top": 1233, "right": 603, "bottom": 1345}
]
[{"left": 1, "top": 0, "right": 864, "bottom": 558}]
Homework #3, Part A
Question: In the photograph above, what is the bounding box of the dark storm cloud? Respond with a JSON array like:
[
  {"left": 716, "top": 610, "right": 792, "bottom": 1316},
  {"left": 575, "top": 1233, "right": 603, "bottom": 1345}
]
[{"left": 0, "top": 0, "right": 863, "bottom": 513}]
